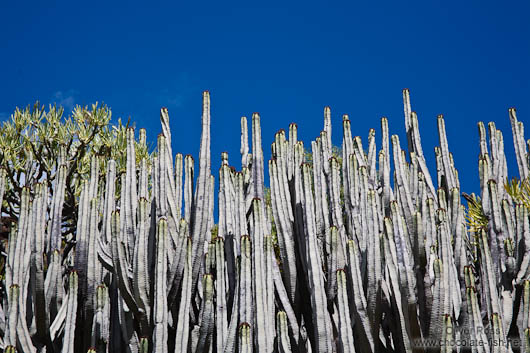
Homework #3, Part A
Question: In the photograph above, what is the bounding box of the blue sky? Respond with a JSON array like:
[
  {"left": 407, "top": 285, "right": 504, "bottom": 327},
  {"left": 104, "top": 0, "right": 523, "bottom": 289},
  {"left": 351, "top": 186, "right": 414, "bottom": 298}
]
[{"left": 1, "top": 1, "right": 529, "bottom": 196}]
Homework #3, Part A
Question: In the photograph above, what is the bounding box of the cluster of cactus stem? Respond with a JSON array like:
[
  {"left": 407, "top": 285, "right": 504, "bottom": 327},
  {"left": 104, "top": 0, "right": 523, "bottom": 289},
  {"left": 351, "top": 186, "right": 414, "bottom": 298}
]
[{"left": 1, "top": 89, "right": 530, "bottom": 353}]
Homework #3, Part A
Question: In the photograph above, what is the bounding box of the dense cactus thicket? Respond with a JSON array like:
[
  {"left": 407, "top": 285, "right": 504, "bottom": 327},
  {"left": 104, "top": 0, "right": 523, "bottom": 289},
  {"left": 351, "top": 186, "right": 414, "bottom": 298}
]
[{"left": 1, "top": 90, "right": 530, "bottom": 352}]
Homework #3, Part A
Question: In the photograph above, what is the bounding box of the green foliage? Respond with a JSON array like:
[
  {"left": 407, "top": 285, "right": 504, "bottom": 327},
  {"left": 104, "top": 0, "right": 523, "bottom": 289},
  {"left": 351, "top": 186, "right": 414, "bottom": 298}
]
[
  {"left": 0, "top": 102, "right": 151, "bottom": 233},
  {"left": 211, "top": 224, "right": 219, "bottom": 239},
  {"left": 463, "top": 192, "right": 489, "bottom": 233},
  {"left": 506, "top": 176, "right": 530, "bottom": 209}
]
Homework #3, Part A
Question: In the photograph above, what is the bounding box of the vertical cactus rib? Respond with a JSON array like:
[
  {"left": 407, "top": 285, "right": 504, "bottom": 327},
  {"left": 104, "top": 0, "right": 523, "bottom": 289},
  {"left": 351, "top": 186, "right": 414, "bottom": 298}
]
[
  {"left": 132, "top": 198, "right": 151, "bottom": 332},
  {"left": 184, "top": 155, "right": 194, "bottom": 226},
  {"left": 63, "top": 271, "right": 79, "bottom": 353},
  {"left": 195, "top": 274, "right": 214, "bottom": 353},
  {"left": 391, "top": 135, "right": 415, "bottom": 234},
  {"left": 156, "top": 134, "right": 168, "bottom": 219},
  {"left": 241, "top": 116, "right": 249, "bottom": 168},
  {"left": 409, "top": 111, "right": 437, "bottom": 199},
  {"left": 517, "top": 205, "right": 530, "bottom": 283},
  {"left": 301, "top": 163, "right": 333, "bottom": 352},
  {"left": 153, "top": 218, "right": 168, "bottom": 353},
  {"left": 175, "top": 237, "right": 193, "bottom": 353},
  {"left": 238, "top": 323, "right": 252, "bottom": 353},
  {"left": 84, "top": 197, "right": 101, "bottom": 347},
  {"left": 110, "top": 210, "right": 141, "bottom": 320},
  {"left": 160, "top": 108, "right": 180, "bottom": 221},
  {"left": 48, "top": 164, "right": 67, "bottom": 253},
  {"left": 366, "top": 190, "right": 382, "bottom": 331},
  {"left": 323, "top": 106, "right": 332, "bottom": 150},
  {"left": 215, "top": 236, "right": 228, "bottom": 352},
  {"left": 336, "top": 269, "right": 356, "bottom": 353},
  {"left": 478, "top": 228, "right": 504, "bottom": 338},
  {"left": 250, "top": 198, "right": 274, "bottom": 352},
  {"left": 346, "top": 240, "right": 374, "bottom": 353},
  {"left": 11, "top": 187, "right": 29, "bottom": 289},
  {"left": 0, "top": 168, "right": 6, "bottom": 215},
  {"left": 91, "top": 284, "right": 110, "bottom": 352},
  {"left": 222, "top": 273, "right": 240, "bottom": 353},
  {"left": 174, "top": 153, "right": 184, "bottom": 220},
  {"left": 125, "top": 127, "right": 138, "bottom": 261},
  {"left": 30, "top": 183, "right": 49, "bottom": 341},
  {"left": 5, "top": 285, "right": 19, "bottom": 348},
  {"left": 139, "top": 131, "right": 149, "bottom": 201},
  {"left": 190, "top": 91, "right": 212, "bottom": 298},
  {"left": 74, "top": 181, "right": 90, "bottom": 303},
  {"left": 276, "top": 311, "right": 293, "bottom": 353},
  {"left": 437, "top": 115, "right": 457, "bottom": 191},
  {"left": 251, "top": 113, "right": 266, "bottom": 205},
  {"left": 239, "top": 235, "right": 253, "bottom": 334},
  {"left": 102, "top": 160, "right": 117, "bottom": 245},
  {"left": 45, "top": 249, "right": 64, "bottom": 325},
  {"left": 509, "top": 107, "right": 529, "bottom": 180},
  {"left": 465, "top": 268, "right": 489, "bottom": 352},
  {"left": 327, "top": 226, "right": 339, "bottom": 303},
  {"left": 402, "top": 88, "right": 413, "bottom": 155},
  {"left": 269, "top": 156, "right": 297, "bottom": 302},
  {"left": 271, "top": 257, "right": 300, "bottom": 346}
]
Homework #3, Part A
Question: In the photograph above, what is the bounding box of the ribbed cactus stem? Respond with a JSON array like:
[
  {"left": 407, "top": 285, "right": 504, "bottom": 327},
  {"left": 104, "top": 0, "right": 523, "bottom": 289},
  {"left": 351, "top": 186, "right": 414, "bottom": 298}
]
[
  {"left": 45, "top": 249, "right": 63, "bottom": 324},
  {"left": 153, "top": 217, "right": 168, "bottom": 353},
  {"left": 402, "top": 88, "right": 412, "bottom": 153},
  {"left": 190, "top": 91, "right": 212, "bottom": 298},
  {"left": 251, "top": 113, "right": 266, "bottom": 203},
  {"left": 336, "top": 269, "right": 356, "bottom": 353},
  {"left": 195, "top": 273, "right": 214, "bottom": 353},
  {"left": 110, "top": 210, "right": 141, "bottom": 322},
  {"left": 215, "top": 237, "right": 228, "bottom": 352},
  {"left": 91, "top": 284, "right": 110, "bottom": 352},
  {"left": 125, "top": 127, "right": 138, "bottom": 260},
  {"left": 509, "top": 107, "right": 529, "bottom": 180},
  {"left": 184, "top": 155, "right": 194, "bottom": 225},
  {"left": 174, "top": 153, "right": 183, "bottom": 220},
  {"left": 239, "top": 235, "right": 253, "bottom": 330},
  {"left": 269, "top": 157, "right": 297, "bottom": 301},
  {"left": 410, "top": 112, "right": 437, "bottom": 199},
  {"left": 301, "top": 163, "right": 333, "bottom": 352},
  {"left": 63, "top": 271, "right": 78, "bottom": 353},
  {"left": 139, "top": 337, "right": 149, "bottom": 353},
  {"left": 175, "top": 237, "right": 193, "bottom": 353},
  {"left": 84, "top": 197, "right": 100, "bottom": 345},
  {"left": 250, "top": 198, "right": 274, "bottom": 352},
  {"left": 5, "top": 285, "right": 19, "bottom": 348},
  {"left": 30, "top": 182, "right": 49, "bottom": 342},
  {"left": 238, "top": 323, "right": 252, "bottom": 353},
  {"left": 241, "top": 116, "right": 249, "bottom": 168},
  {"left": 276, "top": 311, "right": 292, "bottom": 353},
  {"left": 48, "top": 164, "right": 67, "bottom": 254},
  {"left": 132, "top": 198, "right": 151, "bottom": 331},
  {"left": 346, "top": 239, "right": 374, "bottom": 352},
  {"left": 0, "top": 168, "right": 6, "bottom": 214},
  {"left": 437, "top": 115, "right": 457, "bottom": 192}
]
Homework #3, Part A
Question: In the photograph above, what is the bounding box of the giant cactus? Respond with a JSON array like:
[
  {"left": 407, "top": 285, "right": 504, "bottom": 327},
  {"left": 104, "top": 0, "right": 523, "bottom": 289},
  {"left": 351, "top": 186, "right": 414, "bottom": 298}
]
[{"left": 0, "top": 89, "right": 530, "bottom": 352}]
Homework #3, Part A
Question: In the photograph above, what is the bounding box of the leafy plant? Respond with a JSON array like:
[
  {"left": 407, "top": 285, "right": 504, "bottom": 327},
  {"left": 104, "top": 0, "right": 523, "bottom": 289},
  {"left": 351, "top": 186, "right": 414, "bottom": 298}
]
[
  {"left": 463, "top": 192, "right": 489, "bottom": 233},
  {"left": 506, "top": 176, "right": 530, "bottom": 209},
  {"left": 0, "top": 102, "right": 150, "bottom": 235}
]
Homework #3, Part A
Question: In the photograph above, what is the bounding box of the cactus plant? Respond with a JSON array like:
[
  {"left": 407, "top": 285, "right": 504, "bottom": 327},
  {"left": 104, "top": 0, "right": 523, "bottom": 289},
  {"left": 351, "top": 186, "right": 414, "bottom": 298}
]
[{"left": 1, "top": 89, "right": 530, "bottom": 352}]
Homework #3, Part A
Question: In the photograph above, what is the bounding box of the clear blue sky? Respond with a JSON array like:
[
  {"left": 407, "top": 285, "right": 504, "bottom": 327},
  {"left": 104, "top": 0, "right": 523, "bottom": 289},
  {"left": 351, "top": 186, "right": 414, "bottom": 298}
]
[{"left": 1, "top": 1, "right": 529, "bottom": 196}]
